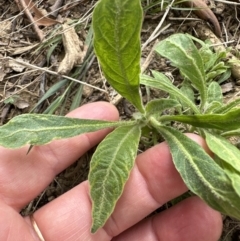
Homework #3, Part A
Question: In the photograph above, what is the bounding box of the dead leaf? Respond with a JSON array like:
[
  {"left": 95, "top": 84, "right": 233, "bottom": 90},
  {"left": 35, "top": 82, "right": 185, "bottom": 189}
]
[
  {"left": 58, "top": 24, "right": 84, "bottom": 75},
  {"left": 4, "top": 94, "right": 29, "bottom": 109},
  {"left": 0, "top": 21, "right": 11, "bottom": 38},
  {"left": 23, "top": 0, "right": 60, "bottom": 26},
  {"left": 8, "top": 57, "right": 28, "bottom": 72},
  {"left": 183, "top": 0, "right": 221, "bottom": 37},
  {"left": 0, "top": 70, "right": 6, "bottom": 81},
  {"left": 10, "top": 44, "right": 38, "bottom": 55},
  {"left": 221, "top": 82, "right": 234, "bottom": 94},
  {"left": 83, "top": 85, "right": 93, "bottom": 97},
  {"left": 14, "top": 99, "right": 30, "bottom": 109}
]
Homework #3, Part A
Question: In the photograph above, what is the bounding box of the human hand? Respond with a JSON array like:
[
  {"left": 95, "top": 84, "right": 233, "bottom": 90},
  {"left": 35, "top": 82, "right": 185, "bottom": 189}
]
[{"left": 0, "top": 102, "right": 222, "bottom": 241}]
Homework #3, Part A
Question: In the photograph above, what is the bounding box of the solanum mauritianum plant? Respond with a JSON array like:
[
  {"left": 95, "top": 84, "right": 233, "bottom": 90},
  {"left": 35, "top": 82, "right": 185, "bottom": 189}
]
[{"left": 1, "top": 0, "right": 240, "bottom": 233}]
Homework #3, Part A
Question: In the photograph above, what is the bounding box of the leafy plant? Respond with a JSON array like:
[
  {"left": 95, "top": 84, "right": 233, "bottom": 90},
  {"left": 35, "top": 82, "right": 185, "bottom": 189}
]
[{"left": 1, "top": 0, "right": 240, "bottom": 234}]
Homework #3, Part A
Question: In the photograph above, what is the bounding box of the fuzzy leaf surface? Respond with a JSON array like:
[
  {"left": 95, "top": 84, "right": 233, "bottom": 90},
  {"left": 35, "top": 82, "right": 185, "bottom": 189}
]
[
  {"left": 141, "top": 74, "right": 199, "bottom": 113},
  {"left": 222, "top": 129, "right": 240, "bottom": 137},
  {"left": 207, "top": 82, "right": 223, "bottom": 104},
  {"left": 204, "top": 82, "right": 223, "bottom": 113},
  {"left": 145, "top": 99, "right": 180, "bottom": 117},
  {"left": 215, "top": 97, "right": 240, "bottom": 114},
  {"left": 161, "top": 108, "right": 240, "bottom": 131},
  {"left": 155, "top": 124, "right": 240, "bottom": 220},
  {"left": 205, "top": 132, "right": 240, "bottom": 197},
  {"left": 93, "top": 0, "right": 144, "bottom": 112},
  {"left": 180, "top": 84, "right": 195, "bottom": 104},
  {"left": 204, "top": 101, "right": 222, "bottom": 114},
  {"left": 0, "top": 114, "right": 133, "bottom": 148},
  {"left": 89, "top": 124, "right": 141, "bottom": 233},
  {"left": 155, "top": 34, "right": 207, "bottom": 103}
]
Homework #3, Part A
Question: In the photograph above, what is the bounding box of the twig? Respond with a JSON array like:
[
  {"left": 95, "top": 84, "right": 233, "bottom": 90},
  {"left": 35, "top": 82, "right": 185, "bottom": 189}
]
[
  {"left": 141, "top": 0, "right": 175, "bottom": 51},
  {"left": 49, "top": 0, "right": 64, "bottom": 18},
  {"left": 215, "top": 0, "right": 240, "bottom": 5},
  {"left": 141, "top": 40, "right": 159, "bottom": 74},
  {"left": 16, "top": 0, "right": 44, "bottom": 41},
  {"left": 4, "top": 57, "right": 107, "bottom": 93}
]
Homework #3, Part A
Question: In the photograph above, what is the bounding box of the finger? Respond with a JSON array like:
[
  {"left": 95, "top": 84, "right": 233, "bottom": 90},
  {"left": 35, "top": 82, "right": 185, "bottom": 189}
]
[
  {"left": 103, "top": 134, "right": 211, "bottom": 236},
  {"left": 29, "top": 134, "right": 217, "bottom": 241},
  {"left": 0, "top": 200, "right": 39, "bottom": 241},
  {"left": 113, "top": 196, "right": 222, "bottom": 241},
  {"left": 0, "top": 102, "right": 119, "bottom": 210}
]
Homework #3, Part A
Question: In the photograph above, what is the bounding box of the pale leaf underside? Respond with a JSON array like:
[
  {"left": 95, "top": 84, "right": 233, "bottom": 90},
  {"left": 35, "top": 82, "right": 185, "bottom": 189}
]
[
  {"left": 156, "top": 125, "right": 240, "bottom": 220},
  {"left": 89, "top": 124, "right": 141, "bottom": 233},
  {"left": 0, "top": 114, "right": 134, "bottom": 148},
  {"left": 205, "top": 132, "right": 240, "bottom": 197}
]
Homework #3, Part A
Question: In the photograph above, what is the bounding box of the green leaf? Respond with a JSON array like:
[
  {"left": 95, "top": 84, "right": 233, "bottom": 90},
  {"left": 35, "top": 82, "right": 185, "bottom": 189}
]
[
  {"left": 218, "top": 69, "right": 231, "bottom": 84},
  {"left": 93, "top": 0, "right": 144, "bottom": 113},
  {"left": 160, "top": 108, "right": 240, "bottom": 131},
  {"left": 222, "top": 129, "right": 240, "bottom": 137},
  {"left": 211, "top": 61, "right": 227, "bottom": 72},
  {"left": 89, "top": 124, "right": 141, "bottom": 233},
  {"left": 46, "top": 42, "right": 59, "bottom": 66},
  {"left": 153, "top": 123, "right": 240, "bottom": 220},
  {"left": 215, "top": 97, "right": 240, "bottom": 114},
  {"left": 205, "top": 132, "right": 240, "bottom": 197},
  {"left": 70, "top": 84, "right": 83, "bottom": 111},
  {"left": 145, "top": 99, "right": 180, "bottom": 117},
  {"left": 206, "top": 82, "right": 223, "bottom": 104},
  {"left": 30, "top": 79, "right": 68, "bottom": 112},
  {"left": 199, "top": 49, "right": 215, "bottom": 72},
  {"left": 0, "top": 114, "right": 134, "bottom": 148},
  {"left": 180, "top": 83, "right": 195, "bottom": 104},
  {"left": 141, "top": 74, "right": 199, "bottom": 114},
  {"left": 155, "top": 34, "right": 207, "bottom": 104},
  {"left": 179, "top": 82, "right": 195, "bottom": 113},
  {"left": 204, "top": 82, "right": 223, "bottom": 113},
  {"left": 206, "top": 69, "right": 228, "bottom": 81},
  {"left": 204, "top": 101, "right": 222, "bottom": 114},
  {"left": 4, "top": 95, "right": 21, "bottom": 105},
  {"left": 205, "top": 132, "right": 240, "bottom": 173},
  {"left": 43, "top": 95, "right": 65, "bottom": 114}
]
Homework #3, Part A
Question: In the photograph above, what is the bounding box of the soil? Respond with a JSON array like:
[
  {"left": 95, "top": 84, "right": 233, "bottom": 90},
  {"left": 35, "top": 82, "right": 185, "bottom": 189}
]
[{"left": 0, "top": 0, "right": 240, "bottom": 240}]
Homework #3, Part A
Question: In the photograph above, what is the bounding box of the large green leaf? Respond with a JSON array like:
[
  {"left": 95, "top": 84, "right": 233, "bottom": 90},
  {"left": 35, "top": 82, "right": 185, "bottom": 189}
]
[
  {"left": 93, "top": 0, "right": 144, "bottom": 113},
  {"left": 89, "top": 124, "right": 141, "bottom": 233},
  {"left": 153, "top": 123, "right": 240, "bottom": 220},
  {"left": 0, "top": 114, "right": 134, "bottom": 148},
  {"left": 159, "top": 108, "right": 240, "bottom": 131},
  {"left": 155, "top": 34, "right": 207, "bottom": 104},
  {"left": 205, "top": 132, "right": 240, "bottom": 197},
  {"left": 141, "top": 74, "right": 199, "bottom": 113}
]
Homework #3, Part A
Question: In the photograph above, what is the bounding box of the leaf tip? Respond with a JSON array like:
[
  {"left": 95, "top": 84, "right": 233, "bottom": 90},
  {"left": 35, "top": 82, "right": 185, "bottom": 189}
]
[{"left": 90, "top": 222, "right": 101, "bottom": 234}]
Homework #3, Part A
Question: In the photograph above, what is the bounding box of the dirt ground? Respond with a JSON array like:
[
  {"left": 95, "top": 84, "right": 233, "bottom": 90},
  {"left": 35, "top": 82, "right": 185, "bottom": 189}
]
[{"left": 0, "top": 0, "right": 240, "bottom": 240}]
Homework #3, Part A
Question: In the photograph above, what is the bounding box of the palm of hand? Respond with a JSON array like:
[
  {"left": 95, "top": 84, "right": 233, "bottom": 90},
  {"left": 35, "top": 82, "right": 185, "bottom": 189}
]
[{"left": 0, "top": 102, "right": 222, "bottom": 241}]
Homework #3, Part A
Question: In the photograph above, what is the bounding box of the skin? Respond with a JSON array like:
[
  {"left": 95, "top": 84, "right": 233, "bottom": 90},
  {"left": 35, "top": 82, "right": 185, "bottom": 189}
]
[{"left": 0, "top": 101, "right": 222, "bottom": 240}]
